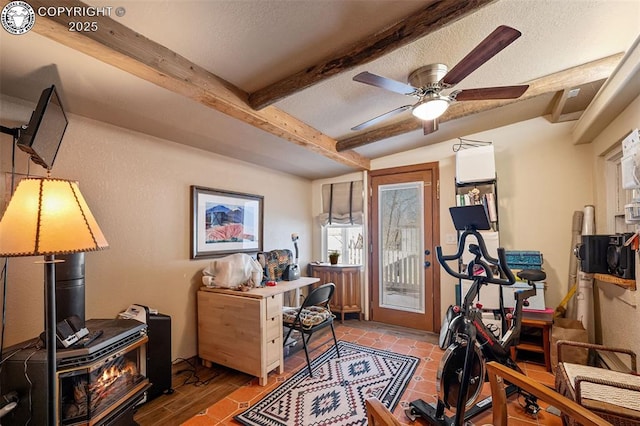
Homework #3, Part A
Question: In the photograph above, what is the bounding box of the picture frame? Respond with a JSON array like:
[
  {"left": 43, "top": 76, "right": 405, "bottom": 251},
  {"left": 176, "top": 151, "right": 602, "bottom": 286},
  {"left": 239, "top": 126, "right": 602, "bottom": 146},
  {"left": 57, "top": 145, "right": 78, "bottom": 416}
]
[{"left": 190, "top": 186, "right": 264, "bottom": 259}]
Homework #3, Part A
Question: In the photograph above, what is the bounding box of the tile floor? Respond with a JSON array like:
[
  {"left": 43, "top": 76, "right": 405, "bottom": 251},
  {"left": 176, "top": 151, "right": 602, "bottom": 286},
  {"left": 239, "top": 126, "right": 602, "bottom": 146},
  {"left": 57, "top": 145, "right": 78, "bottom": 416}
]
[{"left": 182, "top": 322, "right": 561, "bottom": 426}]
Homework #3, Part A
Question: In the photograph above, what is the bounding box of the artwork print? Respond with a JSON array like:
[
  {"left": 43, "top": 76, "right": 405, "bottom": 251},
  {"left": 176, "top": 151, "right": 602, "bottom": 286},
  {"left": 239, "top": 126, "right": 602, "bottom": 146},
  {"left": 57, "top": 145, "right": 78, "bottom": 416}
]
[{"left": 191, "top": 186, "right": 263, "bottom": 259}]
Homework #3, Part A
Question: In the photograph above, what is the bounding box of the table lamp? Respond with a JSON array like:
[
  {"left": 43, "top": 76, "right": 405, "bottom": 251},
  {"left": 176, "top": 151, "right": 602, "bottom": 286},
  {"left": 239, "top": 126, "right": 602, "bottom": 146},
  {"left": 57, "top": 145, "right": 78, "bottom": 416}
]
[{"left": 0, "top": 177, "right": 108, "bottom": 425}]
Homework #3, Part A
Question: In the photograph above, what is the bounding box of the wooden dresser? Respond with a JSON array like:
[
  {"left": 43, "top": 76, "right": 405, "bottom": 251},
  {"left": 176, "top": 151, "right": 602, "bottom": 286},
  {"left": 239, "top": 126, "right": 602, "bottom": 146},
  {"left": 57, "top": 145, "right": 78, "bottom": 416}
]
[
  {"left": 197, "top": 277, "right": 318, "bottom": 385},
  {"left": 308, "top": 263, "right": 362, "bottom": 322}
]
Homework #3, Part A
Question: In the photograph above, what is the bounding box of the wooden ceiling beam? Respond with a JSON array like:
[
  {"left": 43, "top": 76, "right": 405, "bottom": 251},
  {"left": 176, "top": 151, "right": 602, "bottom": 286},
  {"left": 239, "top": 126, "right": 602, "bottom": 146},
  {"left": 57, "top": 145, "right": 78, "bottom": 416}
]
[
  {"left": 336, "top": 53, "right": 624, "bottom": 151},
  {"left": 248, "top": 0, "right": 495, "bottom": 110},
  {"left": 25, "top": 0, "right": 370, "bottom": 171}
]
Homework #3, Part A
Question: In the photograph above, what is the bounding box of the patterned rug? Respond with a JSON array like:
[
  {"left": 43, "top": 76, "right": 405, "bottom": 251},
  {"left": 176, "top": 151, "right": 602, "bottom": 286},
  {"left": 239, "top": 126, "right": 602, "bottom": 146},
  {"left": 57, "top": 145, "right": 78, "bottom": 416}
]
[{"left": 234, "top": 340, "right": 419, "bottom": 426}]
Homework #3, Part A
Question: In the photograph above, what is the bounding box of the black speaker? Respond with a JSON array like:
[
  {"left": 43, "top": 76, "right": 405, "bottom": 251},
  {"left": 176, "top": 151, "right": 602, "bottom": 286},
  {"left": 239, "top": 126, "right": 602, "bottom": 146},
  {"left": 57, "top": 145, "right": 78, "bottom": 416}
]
[
  {"left": 144, "top": 310, "right": 173, "bottom": 401},
  {"left": 575, "top": 235, "right": 610, "bottom": 273},
  {"left": 607, "top": 233, "right": 636, "bottom": 279}
]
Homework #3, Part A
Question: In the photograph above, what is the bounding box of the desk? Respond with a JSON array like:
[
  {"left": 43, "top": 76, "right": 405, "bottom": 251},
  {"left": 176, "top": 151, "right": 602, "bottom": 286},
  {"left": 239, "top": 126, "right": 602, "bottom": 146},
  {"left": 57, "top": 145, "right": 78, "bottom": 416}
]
[
  {"left": 510, "top": 310, "right": 553, "bottom": 371},
  {"left": 197, "top": 277, "right": 319, "bottom": 385}
]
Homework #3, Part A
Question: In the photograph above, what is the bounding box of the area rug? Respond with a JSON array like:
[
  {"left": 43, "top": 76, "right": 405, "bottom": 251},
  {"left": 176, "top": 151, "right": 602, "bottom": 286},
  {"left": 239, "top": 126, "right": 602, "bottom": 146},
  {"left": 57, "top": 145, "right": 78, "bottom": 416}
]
[{"left": 234, "top": 340, "right": 419, "bottom": 426}]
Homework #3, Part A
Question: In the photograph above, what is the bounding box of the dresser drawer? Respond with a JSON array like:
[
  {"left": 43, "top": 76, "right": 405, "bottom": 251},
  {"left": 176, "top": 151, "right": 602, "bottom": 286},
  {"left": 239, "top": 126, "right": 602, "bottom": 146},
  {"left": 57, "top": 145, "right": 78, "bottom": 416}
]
[
  {"left": 265, "top": 314, "right": 281, "bottom": 341},
  {"left": 266, "top": 337, "right": 280, "bottom": 365},
  {"left": 265, "top": 294, "right": 282, "bottom": 319}
]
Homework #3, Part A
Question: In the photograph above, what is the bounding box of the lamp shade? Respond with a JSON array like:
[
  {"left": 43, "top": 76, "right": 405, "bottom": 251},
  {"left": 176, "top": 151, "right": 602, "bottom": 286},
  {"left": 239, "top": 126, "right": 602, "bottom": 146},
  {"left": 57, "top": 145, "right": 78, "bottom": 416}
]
[{"left": 0, "top": 178, "right": 108, "bottom": 256}]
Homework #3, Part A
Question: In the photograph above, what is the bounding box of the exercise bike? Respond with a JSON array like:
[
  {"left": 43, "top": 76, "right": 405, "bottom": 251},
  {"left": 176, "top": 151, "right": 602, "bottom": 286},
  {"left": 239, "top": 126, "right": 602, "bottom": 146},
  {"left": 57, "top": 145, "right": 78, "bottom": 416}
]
[{"left": 406, "top": 205, "right": 546, "bottom": 425}]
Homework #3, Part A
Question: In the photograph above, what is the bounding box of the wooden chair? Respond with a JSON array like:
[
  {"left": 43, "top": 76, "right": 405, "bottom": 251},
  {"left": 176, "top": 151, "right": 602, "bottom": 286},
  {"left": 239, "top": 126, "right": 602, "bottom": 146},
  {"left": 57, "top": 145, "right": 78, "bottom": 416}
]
[
  {"left": 282, "top": 283, "right": 340, "bottom": 376},
  {"left": 554, "top": 340, "right": 640, "bottom": 425},
  {"left": 486, "top": 361, "right": 612, "bottom": 426},
  {"left": 365, "top": 398, "right": 402, "bottom": 426}
]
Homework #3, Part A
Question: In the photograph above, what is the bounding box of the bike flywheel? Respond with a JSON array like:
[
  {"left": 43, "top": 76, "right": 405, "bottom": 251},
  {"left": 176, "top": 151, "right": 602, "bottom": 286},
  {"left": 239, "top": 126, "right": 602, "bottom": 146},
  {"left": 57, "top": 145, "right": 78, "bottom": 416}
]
[{"left": 436, "top": 342, "right": 486, "bottom": 412}]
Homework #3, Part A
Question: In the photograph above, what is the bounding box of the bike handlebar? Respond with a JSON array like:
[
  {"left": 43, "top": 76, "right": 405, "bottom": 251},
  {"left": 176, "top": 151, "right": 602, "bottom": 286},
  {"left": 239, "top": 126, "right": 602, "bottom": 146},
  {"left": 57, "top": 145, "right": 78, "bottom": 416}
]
[{"left": 436, "top": 228, "right": 516, "bottom": 286}]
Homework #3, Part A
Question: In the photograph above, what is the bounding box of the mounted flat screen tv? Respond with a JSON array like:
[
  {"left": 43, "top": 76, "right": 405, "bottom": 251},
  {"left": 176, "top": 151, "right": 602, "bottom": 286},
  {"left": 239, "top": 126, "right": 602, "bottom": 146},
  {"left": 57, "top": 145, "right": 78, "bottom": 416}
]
[{"left": 17, "top": 85, "right": 68, "bottom": 170}]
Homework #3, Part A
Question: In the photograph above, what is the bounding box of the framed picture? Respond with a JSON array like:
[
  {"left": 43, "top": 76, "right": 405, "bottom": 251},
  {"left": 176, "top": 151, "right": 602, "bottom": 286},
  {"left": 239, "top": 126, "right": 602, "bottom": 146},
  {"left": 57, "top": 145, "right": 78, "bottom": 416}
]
[{"left": 190, "top": 186, "right": 263, "bottom": 259}]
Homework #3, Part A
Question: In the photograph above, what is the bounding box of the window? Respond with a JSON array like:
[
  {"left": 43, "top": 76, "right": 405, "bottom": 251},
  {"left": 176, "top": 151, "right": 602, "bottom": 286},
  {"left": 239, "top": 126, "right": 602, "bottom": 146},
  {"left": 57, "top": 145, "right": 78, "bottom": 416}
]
[
  {"left": 605, "top": 147, "right": 635, "bottom": 234},
  {"left": 319, "top": 180, "right": 365, "bottom": 265},
  {"left": 324, "top": 225, "right": 363, "bottom": 265}
]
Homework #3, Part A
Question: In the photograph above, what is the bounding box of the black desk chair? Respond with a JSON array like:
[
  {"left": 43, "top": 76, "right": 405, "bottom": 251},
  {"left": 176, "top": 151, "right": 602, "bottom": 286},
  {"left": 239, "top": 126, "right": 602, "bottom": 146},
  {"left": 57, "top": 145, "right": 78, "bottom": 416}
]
[{"left": 283, "top": 283, "right": 340, "bottom": 376}]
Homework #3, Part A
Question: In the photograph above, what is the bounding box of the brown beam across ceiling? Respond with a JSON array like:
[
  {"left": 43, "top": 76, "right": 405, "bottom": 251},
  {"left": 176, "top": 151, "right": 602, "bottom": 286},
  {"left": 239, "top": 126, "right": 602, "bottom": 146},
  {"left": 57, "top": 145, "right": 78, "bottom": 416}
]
[
  {"left": 24, "top": 0, "right": 370, "bottom": 171},
  {"left": 336, "top": 53, "right": 624, "bottom": 151},
  {"left": 248, "top": 0, "right": 496, "bottom": 110}
]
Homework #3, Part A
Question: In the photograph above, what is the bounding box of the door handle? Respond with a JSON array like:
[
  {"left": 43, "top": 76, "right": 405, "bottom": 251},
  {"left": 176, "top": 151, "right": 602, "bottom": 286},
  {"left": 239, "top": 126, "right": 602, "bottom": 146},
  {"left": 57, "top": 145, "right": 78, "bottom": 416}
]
[{"left": 424, "top": 261, "right": 431, "bottom": 268}]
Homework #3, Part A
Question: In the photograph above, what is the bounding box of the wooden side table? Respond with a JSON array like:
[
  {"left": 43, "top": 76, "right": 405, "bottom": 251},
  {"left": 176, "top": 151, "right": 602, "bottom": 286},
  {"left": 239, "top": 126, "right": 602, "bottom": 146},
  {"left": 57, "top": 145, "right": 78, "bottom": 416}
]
[
  {"left": 308, "top": 263, "right": 362, "bottom": 323},
  {"left": 510, "top": 310, "right": 553, "bottom": 371}
]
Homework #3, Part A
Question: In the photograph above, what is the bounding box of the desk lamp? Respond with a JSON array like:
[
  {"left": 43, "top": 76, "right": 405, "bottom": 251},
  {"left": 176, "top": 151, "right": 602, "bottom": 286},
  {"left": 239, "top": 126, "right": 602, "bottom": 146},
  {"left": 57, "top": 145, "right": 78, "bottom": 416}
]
[{"left": 0, "top": 177, "right": 108, "bottom": 425}]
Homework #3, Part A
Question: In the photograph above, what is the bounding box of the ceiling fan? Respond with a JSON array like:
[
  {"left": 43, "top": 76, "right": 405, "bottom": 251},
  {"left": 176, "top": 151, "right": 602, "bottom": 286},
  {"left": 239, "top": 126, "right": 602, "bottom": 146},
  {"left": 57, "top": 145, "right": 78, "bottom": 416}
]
[{"left": 351, "top": 25, "right": 529, "bottom": 135}]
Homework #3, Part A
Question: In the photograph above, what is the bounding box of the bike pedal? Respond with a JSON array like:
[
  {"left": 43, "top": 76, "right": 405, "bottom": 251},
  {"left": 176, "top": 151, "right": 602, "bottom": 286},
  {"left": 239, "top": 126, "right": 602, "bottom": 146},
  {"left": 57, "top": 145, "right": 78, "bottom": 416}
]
[
  {"left": 526, "top": 405, "right": 540, "bottom": 415},
  {"left": 524, "top": 400, "right": 540, "bottom": 415}
]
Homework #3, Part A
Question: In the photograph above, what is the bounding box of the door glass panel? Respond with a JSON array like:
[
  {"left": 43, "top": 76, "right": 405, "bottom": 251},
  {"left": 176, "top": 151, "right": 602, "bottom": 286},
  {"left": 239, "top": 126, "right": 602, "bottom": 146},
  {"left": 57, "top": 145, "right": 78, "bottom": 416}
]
[{"left": 378, "top": 181, "right": 424, "bottom": 313}]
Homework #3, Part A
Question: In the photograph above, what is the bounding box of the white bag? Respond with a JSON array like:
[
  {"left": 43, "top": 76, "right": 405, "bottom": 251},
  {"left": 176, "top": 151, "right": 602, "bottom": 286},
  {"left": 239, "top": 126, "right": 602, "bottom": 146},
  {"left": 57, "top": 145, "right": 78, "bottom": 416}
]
[{"left": 202, "top": 253, "right": 263, "bottom": 289}]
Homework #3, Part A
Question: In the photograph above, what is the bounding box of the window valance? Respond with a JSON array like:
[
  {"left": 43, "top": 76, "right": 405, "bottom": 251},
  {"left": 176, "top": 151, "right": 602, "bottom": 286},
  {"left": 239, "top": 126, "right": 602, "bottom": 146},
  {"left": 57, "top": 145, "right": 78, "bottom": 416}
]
[{"left": 319, "top": 180, "right": 364, "bottom": 225}]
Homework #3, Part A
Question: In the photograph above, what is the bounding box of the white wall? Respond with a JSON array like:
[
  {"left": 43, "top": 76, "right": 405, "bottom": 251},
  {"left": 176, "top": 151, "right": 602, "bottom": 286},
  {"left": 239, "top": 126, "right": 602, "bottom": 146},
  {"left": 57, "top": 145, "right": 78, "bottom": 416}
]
[
  {"left": 370, "top": 117, "right": 594, "bottom": 319},
  {"left": 0, "top": 95, "right": 313, "bottom": 360}
]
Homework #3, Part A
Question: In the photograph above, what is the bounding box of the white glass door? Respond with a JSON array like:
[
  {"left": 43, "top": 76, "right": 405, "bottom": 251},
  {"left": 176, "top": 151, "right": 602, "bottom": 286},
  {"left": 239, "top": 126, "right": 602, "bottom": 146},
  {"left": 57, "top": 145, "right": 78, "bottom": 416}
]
[{"left": 370, "top": 164, "right": 438, "bottom": 332}]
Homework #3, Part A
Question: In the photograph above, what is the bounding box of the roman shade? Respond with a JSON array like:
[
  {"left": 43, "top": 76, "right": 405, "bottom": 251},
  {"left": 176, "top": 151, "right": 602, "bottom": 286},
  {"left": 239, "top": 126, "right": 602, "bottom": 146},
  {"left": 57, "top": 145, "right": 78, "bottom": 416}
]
[{"left": 319, "top": 180, "right": 364, "bottom": 225}]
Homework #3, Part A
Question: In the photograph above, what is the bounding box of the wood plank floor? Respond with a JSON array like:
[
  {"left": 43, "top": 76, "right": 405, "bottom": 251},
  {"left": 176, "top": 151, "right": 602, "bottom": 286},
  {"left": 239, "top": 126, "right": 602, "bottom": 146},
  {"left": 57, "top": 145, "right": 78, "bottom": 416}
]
[{"left": 133, "top": 357, "right": 252, "bottom": 425}]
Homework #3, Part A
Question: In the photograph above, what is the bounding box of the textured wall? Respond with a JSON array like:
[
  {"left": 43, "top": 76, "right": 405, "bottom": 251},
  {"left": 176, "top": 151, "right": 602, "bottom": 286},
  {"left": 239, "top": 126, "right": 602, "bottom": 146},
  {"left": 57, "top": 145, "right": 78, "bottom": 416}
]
[{"left": 0, "top": 95, "right": 313, "bottom": 360}]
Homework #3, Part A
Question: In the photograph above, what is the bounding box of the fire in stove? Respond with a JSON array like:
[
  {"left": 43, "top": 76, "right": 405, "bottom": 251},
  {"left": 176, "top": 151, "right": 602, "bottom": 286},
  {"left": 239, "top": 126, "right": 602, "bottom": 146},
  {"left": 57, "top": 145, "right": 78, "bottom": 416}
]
[
  {"left": 64, "top": 356, "right": 143, "bottom": 420},
  {"left": 59, "top": 338, "right": 148, "bottom": 425}
]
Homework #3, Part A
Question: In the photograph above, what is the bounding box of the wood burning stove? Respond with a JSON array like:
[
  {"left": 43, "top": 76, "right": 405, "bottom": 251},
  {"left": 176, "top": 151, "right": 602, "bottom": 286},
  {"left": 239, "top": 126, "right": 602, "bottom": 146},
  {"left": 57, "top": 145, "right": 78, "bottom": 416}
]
[{"left": 1, "top": 319, "right": 150, "bottom": 426}]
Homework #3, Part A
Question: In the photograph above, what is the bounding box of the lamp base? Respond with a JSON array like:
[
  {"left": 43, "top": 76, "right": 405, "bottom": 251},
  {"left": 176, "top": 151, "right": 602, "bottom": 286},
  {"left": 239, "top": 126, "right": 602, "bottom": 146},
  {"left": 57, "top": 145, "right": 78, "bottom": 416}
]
[{"left": 45, "top": 256, "right": 58, "bottom": 426}]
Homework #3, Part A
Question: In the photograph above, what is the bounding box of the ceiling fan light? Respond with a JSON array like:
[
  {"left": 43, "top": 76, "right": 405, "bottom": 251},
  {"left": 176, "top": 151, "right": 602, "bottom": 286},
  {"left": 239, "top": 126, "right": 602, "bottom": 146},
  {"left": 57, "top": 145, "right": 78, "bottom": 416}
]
[{"left": 412, "top": 97, "right": 449, "bottom": 121}]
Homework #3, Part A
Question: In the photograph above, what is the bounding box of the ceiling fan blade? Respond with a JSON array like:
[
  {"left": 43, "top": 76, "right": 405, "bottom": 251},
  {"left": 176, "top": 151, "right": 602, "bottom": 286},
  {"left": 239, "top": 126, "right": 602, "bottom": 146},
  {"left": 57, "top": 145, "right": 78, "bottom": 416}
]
[
  {"left": 423, "top": 119, "right": 439, "bottom": 135},
  {"left": 441, "top": 26, "right": 522, "bottom": 87},
  {"left": 454, "top": 85, "right": 529, "bottom": 101},
  {"left": 351, "top": 105, "right": 412, "bottom": 131},
  {"left": 353, "top": 72, "right": 418, "bottom": 96}
]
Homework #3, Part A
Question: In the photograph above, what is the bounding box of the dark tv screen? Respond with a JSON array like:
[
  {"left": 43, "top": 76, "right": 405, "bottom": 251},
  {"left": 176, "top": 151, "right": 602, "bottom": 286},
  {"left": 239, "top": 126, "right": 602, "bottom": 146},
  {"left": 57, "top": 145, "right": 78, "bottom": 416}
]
[
  {"left": 449, "top": 205, "right": 491, "bottom": 231},
  {"left": 17, "top": 85, "right": 68, "bottom": 170}
]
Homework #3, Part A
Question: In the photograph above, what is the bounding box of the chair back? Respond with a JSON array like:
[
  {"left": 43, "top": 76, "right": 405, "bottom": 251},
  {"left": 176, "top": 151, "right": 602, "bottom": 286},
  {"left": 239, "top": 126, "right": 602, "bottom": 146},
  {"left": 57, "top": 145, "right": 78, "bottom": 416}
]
[
  {"left": 486, "top": 361, "right": 612, "bottom": 426},
  {"left": 302, "top": 283, "right": 335, "bottom": 309},
  {"left": 365, "top": 398, "right": 402, "bottom": 425}
]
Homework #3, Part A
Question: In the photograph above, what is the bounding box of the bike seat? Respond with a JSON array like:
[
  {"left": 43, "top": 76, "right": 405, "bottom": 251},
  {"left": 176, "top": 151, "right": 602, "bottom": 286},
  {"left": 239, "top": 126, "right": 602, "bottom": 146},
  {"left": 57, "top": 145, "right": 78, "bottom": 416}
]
[{"left": 517, "top": 269, "right": 546, "bottom": 282}]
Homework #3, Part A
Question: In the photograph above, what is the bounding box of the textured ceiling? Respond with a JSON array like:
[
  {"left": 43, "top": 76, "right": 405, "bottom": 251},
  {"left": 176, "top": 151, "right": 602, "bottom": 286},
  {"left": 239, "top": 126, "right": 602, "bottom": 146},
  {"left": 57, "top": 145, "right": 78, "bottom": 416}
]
[{"left": 0, "top": 0, "right": 639, "bottom": 179}]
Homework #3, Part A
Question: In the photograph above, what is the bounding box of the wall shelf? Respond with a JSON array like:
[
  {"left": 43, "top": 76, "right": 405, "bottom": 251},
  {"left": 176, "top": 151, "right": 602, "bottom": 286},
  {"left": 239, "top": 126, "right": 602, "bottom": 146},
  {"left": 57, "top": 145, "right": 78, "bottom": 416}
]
[{"left": 594, "top": 273, "right": 636, "bottom": 290}]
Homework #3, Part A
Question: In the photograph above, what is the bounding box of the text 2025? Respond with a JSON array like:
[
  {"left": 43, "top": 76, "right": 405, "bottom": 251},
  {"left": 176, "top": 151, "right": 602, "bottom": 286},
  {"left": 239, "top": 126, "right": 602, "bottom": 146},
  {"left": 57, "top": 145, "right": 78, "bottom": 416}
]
[{"left": 68, "top": 21, "right": 98, "bottom": 32}]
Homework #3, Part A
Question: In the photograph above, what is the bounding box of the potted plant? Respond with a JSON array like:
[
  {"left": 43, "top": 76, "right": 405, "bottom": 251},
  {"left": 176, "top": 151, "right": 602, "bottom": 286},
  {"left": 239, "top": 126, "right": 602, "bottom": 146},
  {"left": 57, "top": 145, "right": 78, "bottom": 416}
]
[{"left": 328, "top": 250, "right": 340, "bottom": 265}]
